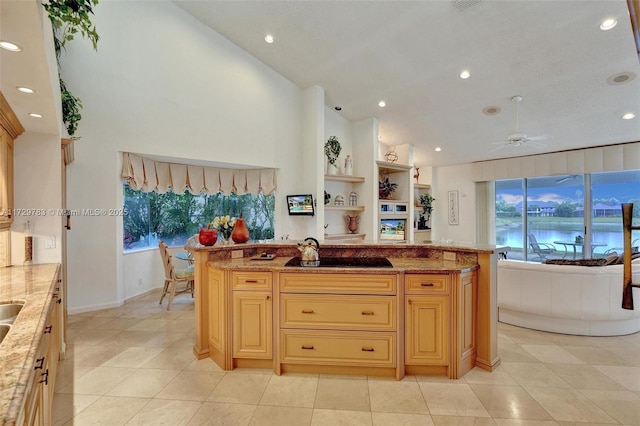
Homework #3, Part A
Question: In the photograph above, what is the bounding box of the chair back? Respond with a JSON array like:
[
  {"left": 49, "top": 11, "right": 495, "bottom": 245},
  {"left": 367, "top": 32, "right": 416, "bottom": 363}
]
[
  {"left": 158, "top": 240, "right": 175, "bottom": 280},
  {"left": 528, "top": 234, "right": 541, "bottom": 251}
]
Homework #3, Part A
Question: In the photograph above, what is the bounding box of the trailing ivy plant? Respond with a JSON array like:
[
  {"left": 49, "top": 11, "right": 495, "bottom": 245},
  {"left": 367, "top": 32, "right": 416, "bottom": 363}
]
[
  {"left": 42, "top": 0, "right": 99, "bottom": 138},
  {"left": 59, "top": 79, "right": 82, "bottom": 137}
]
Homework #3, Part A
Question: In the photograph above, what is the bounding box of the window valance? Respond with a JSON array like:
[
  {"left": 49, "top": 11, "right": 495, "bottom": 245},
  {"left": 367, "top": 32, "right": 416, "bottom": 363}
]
[
  {"left": 471, "top": 141, "right": 640, "bottom": 182},
  {"left": 121, "top": 152, "right": 277, "bottom": 195}
]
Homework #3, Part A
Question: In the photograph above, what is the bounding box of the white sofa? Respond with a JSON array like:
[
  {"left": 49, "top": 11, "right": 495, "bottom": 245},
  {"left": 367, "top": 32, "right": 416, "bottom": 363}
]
[{"left": 498, "top": 260, "right": 640, "bottom": 336}]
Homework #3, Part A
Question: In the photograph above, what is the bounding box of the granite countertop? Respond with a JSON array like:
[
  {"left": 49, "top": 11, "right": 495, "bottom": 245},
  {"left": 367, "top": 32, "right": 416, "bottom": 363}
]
[
  {"left": 0, "top": 264, "right": 61, "bottom": 424},
  {"left": 208, "top": 256, "right": 477, "bottom": 274},
  {"left": 192, "top": 240, "right": 508, "bottom": 255}
]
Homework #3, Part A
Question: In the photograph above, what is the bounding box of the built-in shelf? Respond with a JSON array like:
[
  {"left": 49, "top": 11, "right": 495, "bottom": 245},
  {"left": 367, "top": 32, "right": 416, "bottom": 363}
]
[
  {"left": 324, "top": 233, "right": 366, "bottom": 240},
  {"left": 324, "top": 205, "right": 365, "bottom": 212},
  {"left": 415, "top": 183, "right": 431, "bottom": 189},
  {"left": 377, "top": 161, "right": 413, "bottom": 174},
  {"left": 324, "top": 175, "right": 365, "bottom": 183}
]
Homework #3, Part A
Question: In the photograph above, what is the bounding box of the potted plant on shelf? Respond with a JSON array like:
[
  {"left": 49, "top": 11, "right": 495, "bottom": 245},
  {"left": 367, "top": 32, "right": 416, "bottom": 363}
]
[
  {"left": 379, "top": 175, "right": 398, "bottom": 199},
  {"left": 418, "top": 194, "right": 435, "bottom": 229},
  {"left": 324, "top": 136, "right": 341, "bottom": 175}
]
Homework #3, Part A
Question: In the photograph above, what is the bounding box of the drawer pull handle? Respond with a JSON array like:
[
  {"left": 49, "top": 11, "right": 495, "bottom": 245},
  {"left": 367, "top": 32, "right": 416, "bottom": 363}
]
[
  {"left": 362, "top": 347, "right": 375, "bottom": 352},
  {"left": 57, "top": 298, "right": 63, "bottom": 304},
  {"left": 301, "top": 309, "right": 315, "bottom": 314},
  {"left": 421, "top": 283, "right": 434, "bottom": 287},
  {"left": 361, "top": 311, "right": 375, "bottom": 315},
  {"left": 301, "top": 345, "right": 314, "bottom": 350},
  {"left": 245, "top": 280, "right": 259, "bottom": 283},
  {"left": 34, "top": 357, "right": 45, "bottom": 370},
  {"left": 40, "top": 369, "right": 49, "bottom": 385},
  {"left": 266, "top": 295, "right": 270, "bottom": 300},
  {"left": 408, "top": 299, "right": 412, "bottom": 305},
  {"left": 44, "top": 325, "right": 53, "bottom": 334}
]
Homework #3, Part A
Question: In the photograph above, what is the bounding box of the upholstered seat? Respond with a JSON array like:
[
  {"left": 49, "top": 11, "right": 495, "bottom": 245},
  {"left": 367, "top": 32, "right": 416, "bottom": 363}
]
[{"left": 158, "top": 240, "right": 194, "bottom": 310}]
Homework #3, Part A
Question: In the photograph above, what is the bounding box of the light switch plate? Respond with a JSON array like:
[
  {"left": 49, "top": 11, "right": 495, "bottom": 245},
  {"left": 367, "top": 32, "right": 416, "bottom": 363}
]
[{"left": 45, "top": 236, "right": 56, "bottom": 249}]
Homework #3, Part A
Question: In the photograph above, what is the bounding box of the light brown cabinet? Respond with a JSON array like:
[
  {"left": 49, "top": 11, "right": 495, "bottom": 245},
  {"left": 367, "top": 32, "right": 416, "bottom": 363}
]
[
  {"left": 405, "top": 270, "right": 477, "bottom": 379},
  {"left": 405, "top": 295, "right": 449, "bottom": 366},
  {"left": 0, "top": 121, "right": 15, "bottom": 229},
  {"left": 231, "top": 271, "right": 273, "bottom": 361},
  {"left": 19, "top": 274, "right": 64, "bottom": 426},
  {"left": 232, "top": 291, "right": 272, "bottom": 359},
  {"left": 277, "top": 272, "right": 401, "bottom": 378}
]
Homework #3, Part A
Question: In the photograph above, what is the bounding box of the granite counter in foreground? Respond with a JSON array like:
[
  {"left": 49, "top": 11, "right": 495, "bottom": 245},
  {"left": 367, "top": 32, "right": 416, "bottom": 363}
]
[{"left": 0, "top": 264, "right": 61, "bottom": 425}]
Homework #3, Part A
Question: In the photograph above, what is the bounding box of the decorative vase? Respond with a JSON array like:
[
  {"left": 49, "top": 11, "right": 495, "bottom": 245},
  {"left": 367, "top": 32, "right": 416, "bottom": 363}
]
[
  {"left": 198, "top": 229, "right": 218, "bottom": 246},
  {"left": 327, "top": 161, "right": 337, "bottom": 175},
  {"left": 232, "top": 215, "right": 250, "bottom": 243},
  {"left": 345, "top": 215, "right": 359, "bottom": 234},
  {"left": 344, "top": 155, "right": 353, "bottom": 176}
]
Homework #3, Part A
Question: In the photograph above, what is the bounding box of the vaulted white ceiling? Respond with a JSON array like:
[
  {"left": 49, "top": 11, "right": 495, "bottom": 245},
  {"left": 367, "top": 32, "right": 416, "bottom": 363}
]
[
  {"left": 2, "top": 1, "right": 639, "bottom": 169},
  {"left": 173, "top": 0, "right": 640, "bottom": 167}
]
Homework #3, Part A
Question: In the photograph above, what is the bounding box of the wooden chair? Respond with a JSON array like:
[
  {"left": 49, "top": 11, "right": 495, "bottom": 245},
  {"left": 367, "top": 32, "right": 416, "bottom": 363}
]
[
  {"left": 528, "top": 234, "right": 556, "bottom": 261},
  {"left": 158, "top": 240, "right": 194, "bottom": 310}
]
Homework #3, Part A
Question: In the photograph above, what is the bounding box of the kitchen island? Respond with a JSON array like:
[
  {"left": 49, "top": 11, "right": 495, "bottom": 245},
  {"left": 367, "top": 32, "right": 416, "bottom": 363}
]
[{"left": 188, "top": 241, "right": 503, "bottom": 380}]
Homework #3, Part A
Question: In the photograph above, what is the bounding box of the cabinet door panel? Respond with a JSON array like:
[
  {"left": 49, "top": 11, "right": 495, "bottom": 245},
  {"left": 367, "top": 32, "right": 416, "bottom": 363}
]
[
  {"left": 405, "top": 295, "right": 448, "bottom": 365},
  {"left": 233, "top": 292, "right": 272, "bottom": 359}
]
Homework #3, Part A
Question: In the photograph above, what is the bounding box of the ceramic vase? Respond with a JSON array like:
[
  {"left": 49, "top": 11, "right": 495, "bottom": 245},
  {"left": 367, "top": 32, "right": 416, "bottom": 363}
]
[
  {"left": 344, "top": 155, "right": 353, "bottom": 176},
  {"left": 231, "top": 215, "right": 250, "bottom": 243},
  {"left": 345, "top": 215, "right": 359, "bottom": 234},
  {"left": 198, "top": 229, "right": 218, "bottom": 246},
  {"left": 327, "top": 161, "right": 337, "bottom": 175}
]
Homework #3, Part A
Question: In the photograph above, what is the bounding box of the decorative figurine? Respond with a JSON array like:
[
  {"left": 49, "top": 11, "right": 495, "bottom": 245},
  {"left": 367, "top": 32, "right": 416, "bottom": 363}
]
[
  {"left": 344, "top": 155, "right": 353, "bottom": 176},
  {"left": 349, "top": 191, "right": 358, "bottom": 206}
]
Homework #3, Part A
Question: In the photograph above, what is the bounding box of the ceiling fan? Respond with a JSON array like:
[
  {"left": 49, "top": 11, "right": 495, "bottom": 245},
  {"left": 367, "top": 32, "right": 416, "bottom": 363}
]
[{"left": 496, "top": 95, "right": 550, "bottom": 148}]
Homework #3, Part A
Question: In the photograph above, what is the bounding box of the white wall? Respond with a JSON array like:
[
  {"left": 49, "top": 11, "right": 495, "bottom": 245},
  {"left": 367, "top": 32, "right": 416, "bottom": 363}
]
[
  {"left": 432, "top": 163, "right": 476, "bottom": 244},
  {"left": 11, "top": 132, "right": 62, "bottom": 265},
  {"left": 60, "top": 1, "right": 306, "bottom": 312}
]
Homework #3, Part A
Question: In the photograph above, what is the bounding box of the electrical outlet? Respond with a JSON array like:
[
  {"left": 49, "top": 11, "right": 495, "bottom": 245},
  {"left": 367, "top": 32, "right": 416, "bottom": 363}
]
[
  {"left": 443, "top": 251, "right": 456, "bottom": 261},
  {"left": 45, "top": 236, "right": 56, "bottom": 249},
  {"left": 231, "top": 249, "right": 243, "bottom": 259}
]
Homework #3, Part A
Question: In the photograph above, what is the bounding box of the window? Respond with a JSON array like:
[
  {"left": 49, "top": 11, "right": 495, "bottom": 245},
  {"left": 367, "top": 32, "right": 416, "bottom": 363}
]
[
  {"left": 123, "top": 183, "right": 275, "bottom": 252},
  {"left": 496, "top": 171, "right": 640, "bottom": 261}
]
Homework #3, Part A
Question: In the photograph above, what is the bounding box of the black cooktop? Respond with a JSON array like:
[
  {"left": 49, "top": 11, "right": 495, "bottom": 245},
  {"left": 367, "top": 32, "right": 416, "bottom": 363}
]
[{"left": 284, "top": 257, "right": 393, "bottom": 268}]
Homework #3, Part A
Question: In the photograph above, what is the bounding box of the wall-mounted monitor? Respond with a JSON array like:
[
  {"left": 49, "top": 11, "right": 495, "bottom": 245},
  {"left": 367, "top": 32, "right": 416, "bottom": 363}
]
[{"left": 286, "top": 194, "right": 315, "bottom": 216}]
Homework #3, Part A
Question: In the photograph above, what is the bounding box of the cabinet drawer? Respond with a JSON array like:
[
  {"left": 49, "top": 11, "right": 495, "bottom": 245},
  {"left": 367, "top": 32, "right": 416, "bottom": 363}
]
[
  {"left": 279, "top": 273, "right": 396, "bottom": 294},
  {"left": 405, "top": 274, "right": 450, "bottom": 294},
  {"left": 280, "top": 294, "right": 396, "bottom": 331},
  {"left": 231, "top": 271, "right": 272, "bottom": 290},
  {"left": 281, "top": 330, "right": 395, "bottom": 367}
]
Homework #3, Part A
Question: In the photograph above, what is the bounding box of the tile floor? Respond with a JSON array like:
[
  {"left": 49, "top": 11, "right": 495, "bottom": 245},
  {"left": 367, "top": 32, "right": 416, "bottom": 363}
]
[{"left": 53, "top": 290, "right": 640, "bottom": 425}]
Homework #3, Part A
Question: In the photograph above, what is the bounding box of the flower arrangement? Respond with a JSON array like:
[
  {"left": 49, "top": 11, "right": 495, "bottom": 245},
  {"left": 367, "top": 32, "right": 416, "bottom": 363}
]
[
  {"left": 209, "top": 215, "right": 237, "bottom": 241},
  {"left": 419, "top": 194, "right": 435, "bottom": 217},
  {"left": 324, "top": 136, "right": 341, "bottom": 166}
]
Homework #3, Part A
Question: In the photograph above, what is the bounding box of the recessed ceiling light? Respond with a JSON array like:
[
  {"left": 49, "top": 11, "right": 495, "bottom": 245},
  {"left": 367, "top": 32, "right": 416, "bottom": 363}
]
[
  {"left": 622, "top": 113, "right": 636, "bottom": 120},
  {"left": 264, "top": 34, "right": 274, "bottom": 43},
  {"left": 0, "top": 40, "right": 22, "bottom": 52},
  {"left": 28, "top": 113, "right": 43, "bottom": 118},
  {"left": 378, "top": 101, "right": 386, "bottom": 108},
  {"left": 600, "top": 18, "right": 617, "bottom": 30},
  {"left": 435, "top": 147, "right": 442, "bottom": 152},
  {"left": 459, "top": 70, "right": 471, "bottom": 79},
  {"left": 606, "top": 71, "right": 636, "bottom": 85},
  {"left": 483, "top": 106, "right": 501, "bottom": 115},
  {"left": 16, "top": 86, "right": 35, "bottom": 94}
]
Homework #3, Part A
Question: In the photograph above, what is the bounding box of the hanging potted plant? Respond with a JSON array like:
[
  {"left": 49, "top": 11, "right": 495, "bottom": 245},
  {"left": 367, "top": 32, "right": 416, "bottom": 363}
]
[{"left": 324, "top": 136, "right": 341, "bottom": 175}]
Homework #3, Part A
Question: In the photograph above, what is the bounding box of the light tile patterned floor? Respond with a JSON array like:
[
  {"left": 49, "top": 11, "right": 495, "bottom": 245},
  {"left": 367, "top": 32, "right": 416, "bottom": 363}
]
[{"left": 53, "top": 290, "right": 640, "bottom": 425}]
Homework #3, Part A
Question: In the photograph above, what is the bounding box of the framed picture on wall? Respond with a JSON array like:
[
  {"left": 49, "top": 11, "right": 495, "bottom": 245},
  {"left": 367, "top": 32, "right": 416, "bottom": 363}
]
[{"left": 448, "top": 190, "right": 459, "bottom": 225}]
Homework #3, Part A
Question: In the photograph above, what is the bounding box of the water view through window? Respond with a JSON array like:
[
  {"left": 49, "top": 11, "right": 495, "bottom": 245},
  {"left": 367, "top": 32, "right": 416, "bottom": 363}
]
[{"left": 496, "top": 171, "right": 640, "bottom": 261}]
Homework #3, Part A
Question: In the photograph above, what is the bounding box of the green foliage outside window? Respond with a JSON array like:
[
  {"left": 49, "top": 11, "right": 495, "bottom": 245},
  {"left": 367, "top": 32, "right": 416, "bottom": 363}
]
[{"left": 123, "top": 183, "right": 275, "bottom": 251}]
